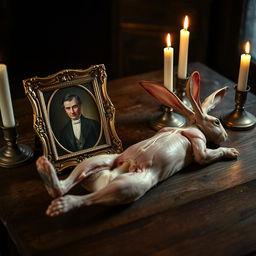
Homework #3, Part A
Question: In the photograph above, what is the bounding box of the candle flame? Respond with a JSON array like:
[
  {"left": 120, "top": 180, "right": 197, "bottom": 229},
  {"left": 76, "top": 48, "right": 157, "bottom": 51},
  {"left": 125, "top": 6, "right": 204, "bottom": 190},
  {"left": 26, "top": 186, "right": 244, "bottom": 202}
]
[
  {"left": 166, "top": 33, "right": 171, "bottom": 47},
  {"left": 245, "top": 41, "right": 250, "bottom": 54},
  {"left": 184, "top": 15, "right": 189, "bottom": 30}
]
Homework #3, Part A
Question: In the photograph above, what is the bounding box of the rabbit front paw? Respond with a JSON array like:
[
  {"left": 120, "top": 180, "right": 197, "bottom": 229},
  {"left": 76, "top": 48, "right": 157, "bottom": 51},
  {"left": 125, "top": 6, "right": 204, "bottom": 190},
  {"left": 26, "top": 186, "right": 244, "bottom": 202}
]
[{"left": 223, "top": 147, "right": 239, "bottom": 159}]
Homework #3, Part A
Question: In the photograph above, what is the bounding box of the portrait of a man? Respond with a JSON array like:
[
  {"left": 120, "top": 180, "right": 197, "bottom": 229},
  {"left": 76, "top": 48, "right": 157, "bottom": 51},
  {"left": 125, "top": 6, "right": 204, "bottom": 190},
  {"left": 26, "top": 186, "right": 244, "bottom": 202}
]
[{"left": 59, "top": 93, "right": 101, "bottom": 152}]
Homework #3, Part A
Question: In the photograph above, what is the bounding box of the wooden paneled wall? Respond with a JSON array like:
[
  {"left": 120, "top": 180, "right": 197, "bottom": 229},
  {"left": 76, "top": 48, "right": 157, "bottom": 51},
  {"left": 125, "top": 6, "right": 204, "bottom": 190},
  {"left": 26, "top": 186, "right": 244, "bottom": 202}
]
[
  {"left": 111, "top": 0, "right": 214, "bottom": 78},
  {"left": 0, "top": 0, "right": 250, "bottom": 98}
]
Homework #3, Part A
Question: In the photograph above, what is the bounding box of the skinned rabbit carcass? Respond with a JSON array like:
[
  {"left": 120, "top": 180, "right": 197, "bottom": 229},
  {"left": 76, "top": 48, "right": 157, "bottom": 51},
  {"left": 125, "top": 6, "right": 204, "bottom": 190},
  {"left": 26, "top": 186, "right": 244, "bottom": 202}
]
[{"left": 36, "top": 71, "right": 239, "bottom": 216}]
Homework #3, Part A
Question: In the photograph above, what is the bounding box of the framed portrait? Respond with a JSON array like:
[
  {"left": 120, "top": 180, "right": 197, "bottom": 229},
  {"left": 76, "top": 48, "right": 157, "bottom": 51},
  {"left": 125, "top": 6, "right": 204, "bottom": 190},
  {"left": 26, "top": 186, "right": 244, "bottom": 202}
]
[{"left": 23, "top": 64, "right": 122, "bottom": 173}]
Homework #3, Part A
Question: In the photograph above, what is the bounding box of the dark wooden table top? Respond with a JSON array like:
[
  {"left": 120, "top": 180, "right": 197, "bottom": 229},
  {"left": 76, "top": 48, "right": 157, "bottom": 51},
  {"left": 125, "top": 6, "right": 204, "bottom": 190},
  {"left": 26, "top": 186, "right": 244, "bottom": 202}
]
[{"left": 1, "top": 62, "right": 256, "bottom": 256}]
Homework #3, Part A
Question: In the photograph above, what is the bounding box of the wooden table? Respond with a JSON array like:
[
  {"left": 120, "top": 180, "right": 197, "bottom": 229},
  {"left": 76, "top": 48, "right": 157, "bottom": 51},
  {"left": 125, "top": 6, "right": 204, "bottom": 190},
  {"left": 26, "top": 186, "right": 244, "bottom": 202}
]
[{"left": 1, "top": 62, "right": 256, "bottom": 256}]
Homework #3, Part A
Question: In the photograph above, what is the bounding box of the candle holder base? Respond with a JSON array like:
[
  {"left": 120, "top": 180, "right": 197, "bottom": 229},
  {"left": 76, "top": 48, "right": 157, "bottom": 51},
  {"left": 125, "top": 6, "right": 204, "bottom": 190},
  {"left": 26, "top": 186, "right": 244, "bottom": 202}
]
[
  {"left": 0, "top": 124, "right": 34, "bottom": 168},
  {"left": 150, "top": 105, "right": 186, "bottom": 131},
  {"left": 221, "top": 109, "right": 256, "bottom": 130},
  {"left": 221, "top": 86, "right": 256, "bottom": 130},
  {"left": 175, "top": 75, "right": 192, "bottom": 109},
  {"left": 0, "top": 144, "right": 34, "bottom": 168}
]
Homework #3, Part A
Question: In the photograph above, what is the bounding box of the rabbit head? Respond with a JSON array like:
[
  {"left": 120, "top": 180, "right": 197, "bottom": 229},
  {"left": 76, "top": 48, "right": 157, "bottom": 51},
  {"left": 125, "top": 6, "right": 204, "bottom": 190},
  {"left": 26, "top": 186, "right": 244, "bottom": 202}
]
[{"left": 140, "top": 71, "right": 229, "bottom": 144}]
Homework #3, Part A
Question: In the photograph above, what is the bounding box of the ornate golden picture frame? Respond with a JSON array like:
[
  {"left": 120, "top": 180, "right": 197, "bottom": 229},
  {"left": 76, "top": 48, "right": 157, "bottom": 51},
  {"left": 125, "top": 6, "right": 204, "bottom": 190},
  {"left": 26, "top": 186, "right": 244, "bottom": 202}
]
[{"left": 23, "top": 64, "right": 122, "bottom": 173}]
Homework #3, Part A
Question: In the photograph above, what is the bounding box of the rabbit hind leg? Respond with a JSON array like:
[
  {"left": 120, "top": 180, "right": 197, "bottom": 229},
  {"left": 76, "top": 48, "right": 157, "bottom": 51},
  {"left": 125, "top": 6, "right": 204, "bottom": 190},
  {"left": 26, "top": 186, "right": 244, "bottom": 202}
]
[
  {"left": 46, "top": 171, "right": 156, "bottom": 217},
  {"left": 81, "top": 160, "right": 132, "bottom": 192}
]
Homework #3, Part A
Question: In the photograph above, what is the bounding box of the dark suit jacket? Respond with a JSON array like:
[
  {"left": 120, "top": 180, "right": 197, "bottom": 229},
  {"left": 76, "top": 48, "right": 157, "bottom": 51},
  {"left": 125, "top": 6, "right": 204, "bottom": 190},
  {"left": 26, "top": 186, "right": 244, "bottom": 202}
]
[{"left": 60, "top": 115, "right": 101, "bottom": 152}]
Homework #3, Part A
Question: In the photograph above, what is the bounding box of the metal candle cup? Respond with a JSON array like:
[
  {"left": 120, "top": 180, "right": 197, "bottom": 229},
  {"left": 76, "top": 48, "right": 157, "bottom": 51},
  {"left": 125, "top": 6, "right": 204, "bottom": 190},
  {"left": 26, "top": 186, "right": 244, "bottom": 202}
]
[
  {"left": 0, "top": 122, "right": 34, "bottom": 168},
  {"left": 175, "top": 75, "right": 192, "bottom": 109},
  {"left": 221, "top": 86, "right": 256, "bottom": 130}
]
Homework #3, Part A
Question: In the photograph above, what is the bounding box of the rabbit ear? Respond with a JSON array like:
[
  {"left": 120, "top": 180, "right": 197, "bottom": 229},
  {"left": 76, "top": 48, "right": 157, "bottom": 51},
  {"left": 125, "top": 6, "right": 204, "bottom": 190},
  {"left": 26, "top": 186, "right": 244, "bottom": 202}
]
[
  {"left": 140, "top": 81, "right": 195, "bottom": 121},
  {"left": 201, "top": 86, "right": 229, "bottom": 113},
  {"left": 186, "top": 71, "right": 204, "bottom": 118}
]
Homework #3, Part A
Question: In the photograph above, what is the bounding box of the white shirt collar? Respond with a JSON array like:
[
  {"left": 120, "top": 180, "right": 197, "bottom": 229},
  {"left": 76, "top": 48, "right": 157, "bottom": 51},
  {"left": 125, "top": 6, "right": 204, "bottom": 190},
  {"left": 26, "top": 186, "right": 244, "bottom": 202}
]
[{"left": 72, "top": 115, "right": 81, "bottom": 125}]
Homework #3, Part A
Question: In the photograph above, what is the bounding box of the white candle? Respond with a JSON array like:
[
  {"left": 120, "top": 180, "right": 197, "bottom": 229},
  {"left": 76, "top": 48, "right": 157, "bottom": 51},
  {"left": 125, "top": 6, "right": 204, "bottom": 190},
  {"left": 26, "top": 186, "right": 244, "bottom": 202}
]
[
  {"left": 178, "top": 15, "right": 190, "bottom": 79},
  {"left": 0, "top": 64, "right": 15, "bottom": 127},
  {"left": 164, "top": 33, "right": 174, "bottom": 91},
  {"left": 237, "top": 41, "right": 251, "bottom": 91}
]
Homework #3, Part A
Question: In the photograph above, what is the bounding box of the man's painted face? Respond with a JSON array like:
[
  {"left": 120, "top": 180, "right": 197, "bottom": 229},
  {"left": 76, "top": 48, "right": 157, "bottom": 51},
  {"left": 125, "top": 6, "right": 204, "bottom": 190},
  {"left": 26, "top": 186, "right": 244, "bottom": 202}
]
[{"left": 63, "top": 98, "right": 81, "bottom": 120}]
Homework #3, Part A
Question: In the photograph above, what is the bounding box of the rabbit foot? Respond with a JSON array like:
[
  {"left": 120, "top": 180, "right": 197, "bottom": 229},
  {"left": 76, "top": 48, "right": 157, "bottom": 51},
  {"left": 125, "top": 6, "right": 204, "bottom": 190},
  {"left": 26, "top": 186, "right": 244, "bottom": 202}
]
[
  {"left": 223, "top": 147, "right": 239, "bottom": 159},
  {"left": 36, "top": 156, "right": 64, "bottom": 198},
  {"left": 46, "top": 195, "right": 87, "bottom": 216}
]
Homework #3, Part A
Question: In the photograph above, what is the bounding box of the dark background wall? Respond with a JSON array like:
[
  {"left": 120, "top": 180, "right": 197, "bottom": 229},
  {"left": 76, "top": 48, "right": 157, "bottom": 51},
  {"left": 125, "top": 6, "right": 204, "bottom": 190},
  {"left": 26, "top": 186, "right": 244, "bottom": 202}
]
[
  {"left": 0, "top": 1, "right": 113, "bottom": 99},
  {"left": 0, "top": 0, "right": 250, "bottom": 99}
]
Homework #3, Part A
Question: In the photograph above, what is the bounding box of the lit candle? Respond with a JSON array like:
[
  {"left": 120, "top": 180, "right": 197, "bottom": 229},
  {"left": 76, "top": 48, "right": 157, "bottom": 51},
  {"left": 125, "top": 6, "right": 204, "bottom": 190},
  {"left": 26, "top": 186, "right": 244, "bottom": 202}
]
[
  {"left": 164, "top": 33, "right": 174, "bottom": 91},
  {"left": 178, "top": 15, "right": 190, "bottom": 79},
  {"left": 237, "top": 41, "right": 251, "bottom": 91},
  {"left": 0, "top": 64, "right": 15, "bottom": 127}
]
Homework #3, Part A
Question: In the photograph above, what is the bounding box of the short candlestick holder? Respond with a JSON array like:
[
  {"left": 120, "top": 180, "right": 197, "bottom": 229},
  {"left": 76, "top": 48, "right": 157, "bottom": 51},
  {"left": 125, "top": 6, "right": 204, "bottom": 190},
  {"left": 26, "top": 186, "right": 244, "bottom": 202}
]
[
  {"left": 0, "top": 123, "right": 34, "bottom": 168},
  {"left": 221, "top": 86, "right": 256, "bottom": 130},
  {"left": 150, "top": 105, "right": 186, "bottom": 131},
  {"left": 175, "top": 75, "right": 192, "bottom": 109}
]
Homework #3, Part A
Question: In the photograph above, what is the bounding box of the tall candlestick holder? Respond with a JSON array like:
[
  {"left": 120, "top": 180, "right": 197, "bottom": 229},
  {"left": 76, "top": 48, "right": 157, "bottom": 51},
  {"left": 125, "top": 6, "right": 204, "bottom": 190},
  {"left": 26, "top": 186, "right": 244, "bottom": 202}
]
[
  {"left": 175, "top": 75, "right": 192, "bottom": 109},
  {"left": 150, "top": 105, "right": 186, "bottom": 131},
  {"left": 221, "top": 86, "right": 256, "bottom": 130},
  {"left": 0, "top": 122, "right": 34, "bottom": 168}
]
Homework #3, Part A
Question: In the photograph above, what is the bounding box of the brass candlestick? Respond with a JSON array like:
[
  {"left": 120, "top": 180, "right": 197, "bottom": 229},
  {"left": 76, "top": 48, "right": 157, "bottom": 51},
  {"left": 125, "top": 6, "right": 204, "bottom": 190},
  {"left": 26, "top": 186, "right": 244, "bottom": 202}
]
[
  {"left": 0, "top": 123, "right": 34, "bottom": 168},
  {"left": 150, "top": 105, "right": 186, "bottom": 131},
  {"left": 175, "top": 75, "right": 192, "bottom": 109},
  {"left": 221, "top": 86, "right": 256, "bottom": 130}
]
